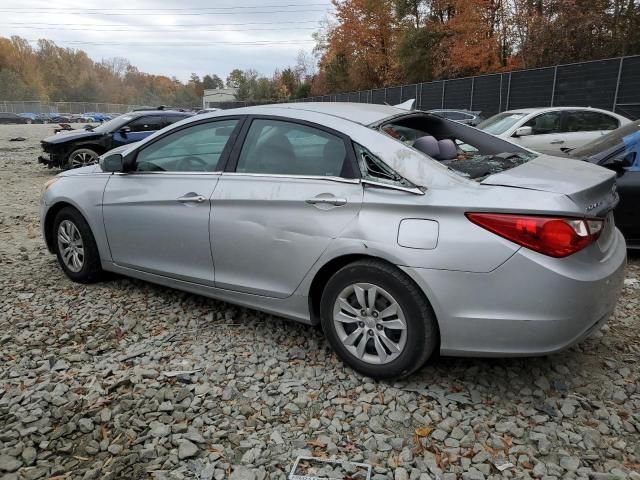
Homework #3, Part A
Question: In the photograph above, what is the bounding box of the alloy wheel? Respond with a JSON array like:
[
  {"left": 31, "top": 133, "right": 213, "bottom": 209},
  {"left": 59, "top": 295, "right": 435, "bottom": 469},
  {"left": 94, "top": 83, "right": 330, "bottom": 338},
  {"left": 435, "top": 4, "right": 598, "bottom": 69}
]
[
  {"left": 70, "top": 151, "right": 98, "bottom": 168},
  {"left": 57, "top": 220, "right": 84, "bottom": 272},
  {"left": 332, "top": 282, "right": 407, "bottom": 364}
]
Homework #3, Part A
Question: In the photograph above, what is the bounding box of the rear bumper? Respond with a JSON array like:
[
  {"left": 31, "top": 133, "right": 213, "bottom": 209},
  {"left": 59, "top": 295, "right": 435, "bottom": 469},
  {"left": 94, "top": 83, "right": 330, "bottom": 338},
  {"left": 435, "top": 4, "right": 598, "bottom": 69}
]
[{"left": 402, "top": 229, "right": 627, "bottom": 357}]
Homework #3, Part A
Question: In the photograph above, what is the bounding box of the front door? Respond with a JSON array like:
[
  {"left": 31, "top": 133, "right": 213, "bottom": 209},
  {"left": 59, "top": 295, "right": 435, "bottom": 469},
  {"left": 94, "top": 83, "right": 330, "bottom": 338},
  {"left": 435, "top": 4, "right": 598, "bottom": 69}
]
[
  {"left": 103, "top": 118, "right": 241, "bottom": 284},
  {"left": 513, "top": 110, "right": 565, "bottom": 155},
  {"left": 212, "top": 117, "right": 363, "bottom": 298}
]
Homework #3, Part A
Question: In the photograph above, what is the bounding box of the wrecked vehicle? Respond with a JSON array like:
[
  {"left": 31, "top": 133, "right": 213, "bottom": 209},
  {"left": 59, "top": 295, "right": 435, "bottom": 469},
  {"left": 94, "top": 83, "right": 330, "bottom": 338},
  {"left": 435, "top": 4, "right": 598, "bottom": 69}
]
[
  {"left": 568, "top": 119, "right": 640, "bottom": 248},
  {"left": 40, "top": 103, "right": 626, "bottom": 379},
  {"left": 38, "top": 110, "right": 191, "bottom": 169}
]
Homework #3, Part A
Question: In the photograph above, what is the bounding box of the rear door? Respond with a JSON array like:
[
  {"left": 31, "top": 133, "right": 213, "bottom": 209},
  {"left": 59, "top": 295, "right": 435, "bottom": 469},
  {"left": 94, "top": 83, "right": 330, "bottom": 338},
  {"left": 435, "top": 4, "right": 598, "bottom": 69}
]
[
  {"left": 211, "top": 116, "right": 363, "bottom": 298},
  {"left": 561, "top": 111, "right": 620, "bottom": 152}
]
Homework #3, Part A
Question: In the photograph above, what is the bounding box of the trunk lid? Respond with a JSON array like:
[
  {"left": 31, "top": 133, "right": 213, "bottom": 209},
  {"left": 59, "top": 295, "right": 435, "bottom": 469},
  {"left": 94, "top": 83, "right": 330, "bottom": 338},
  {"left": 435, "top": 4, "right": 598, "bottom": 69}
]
[{"left": 480, "top": 155, "right": 618, "bottom": 217}]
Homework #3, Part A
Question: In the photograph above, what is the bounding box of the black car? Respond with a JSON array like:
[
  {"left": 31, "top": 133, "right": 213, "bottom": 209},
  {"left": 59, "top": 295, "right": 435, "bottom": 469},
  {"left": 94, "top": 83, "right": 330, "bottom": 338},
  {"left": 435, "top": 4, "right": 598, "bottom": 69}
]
[
  {"left": 569, "top": 119, "right": 640, "bottom": 248},
  {"left": 38, "top": 110, "right": 191, "bottom": 169},
  {"left": 0, "top": 112, "right": 29, "bottom": 124}
]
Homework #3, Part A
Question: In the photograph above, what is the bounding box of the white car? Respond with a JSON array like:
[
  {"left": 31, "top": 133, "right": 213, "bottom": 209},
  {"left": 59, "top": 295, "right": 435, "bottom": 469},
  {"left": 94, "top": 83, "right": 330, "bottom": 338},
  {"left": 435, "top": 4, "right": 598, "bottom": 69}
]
[{"left": 478, "top": 107, "right": 630, "bottom": 156}]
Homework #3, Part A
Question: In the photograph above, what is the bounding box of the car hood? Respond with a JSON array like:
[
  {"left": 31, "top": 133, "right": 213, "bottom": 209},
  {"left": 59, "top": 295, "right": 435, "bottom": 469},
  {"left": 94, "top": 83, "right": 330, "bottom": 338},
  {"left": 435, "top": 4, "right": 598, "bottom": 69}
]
[
  {"left": 481, "top": 154, "right": 618, "bottom": 216},
  {"left": 58, "top": 164, "right": 103, "bottom": 177},
  {"left": 42, "top": 129, "right": 104, "bottom": 145}
]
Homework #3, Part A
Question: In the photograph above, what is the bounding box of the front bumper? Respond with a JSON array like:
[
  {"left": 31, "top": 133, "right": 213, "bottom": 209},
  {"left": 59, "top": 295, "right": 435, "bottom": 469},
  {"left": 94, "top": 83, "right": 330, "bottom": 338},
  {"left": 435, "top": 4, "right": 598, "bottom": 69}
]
[
  {"left": 38, "top": 151, "right": 66, "bottom": 168},
  {"left": 403, "top": 229, "right": 627, "bottom": 357}
]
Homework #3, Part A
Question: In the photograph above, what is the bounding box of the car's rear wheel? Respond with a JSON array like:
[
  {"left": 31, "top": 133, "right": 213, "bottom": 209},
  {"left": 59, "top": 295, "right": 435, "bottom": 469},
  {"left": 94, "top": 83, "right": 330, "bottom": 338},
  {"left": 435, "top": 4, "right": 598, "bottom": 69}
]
[
  {"left": 53, "top": 207, "right": 103, "bottom": 283},
  {"left": 66, "top": 148, "right": 99, "bottom": 170},
  {"left": 320, "top": 259, "right": 437, "bottom": 379}
]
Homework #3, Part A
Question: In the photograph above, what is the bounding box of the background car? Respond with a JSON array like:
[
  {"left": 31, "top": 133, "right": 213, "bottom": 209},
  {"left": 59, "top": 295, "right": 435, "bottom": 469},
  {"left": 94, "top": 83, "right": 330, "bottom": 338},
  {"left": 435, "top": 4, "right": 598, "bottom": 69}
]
[
  {"left": 40, "top": 103, "right": 625, "bottom": 379},
  {"left": 568, "top": 120, "right": 640, "bottom": 248},
  {"left": 38, "top": 110, "right": 191, "bottom": 169},
  {"left": 18, "top": 112, "right": 41, "bottom": 124},
  {"left": 478, "top": 107, "right": 631, "bottom": 155},
  {"left": 0, "top": 112, "right": 30, "bottom": 124},
  {"left": 428, "top": 109, "right": 484, "bottom": 126}
]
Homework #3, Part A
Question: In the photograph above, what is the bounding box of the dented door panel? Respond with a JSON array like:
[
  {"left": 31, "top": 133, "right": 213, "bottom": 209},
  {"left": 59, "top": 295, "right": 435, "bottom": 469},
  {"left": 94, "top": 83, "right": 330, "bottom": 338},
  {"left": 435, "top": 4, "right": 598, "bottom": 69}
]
[{"left": 211, "top": 174, "right": 363, "bottom": 298}]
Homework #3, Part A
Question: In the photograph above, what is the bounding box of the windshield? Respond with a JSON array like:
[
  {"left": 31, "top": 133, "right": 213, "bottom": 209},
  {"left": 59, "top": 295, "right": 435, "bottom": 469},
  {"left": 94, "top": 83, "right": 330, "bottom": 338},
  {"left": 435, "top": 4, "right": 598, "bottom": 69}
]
[
  {"left": 92, "top": 114, "right": 134, "bottom": 133},
  {"left": 570, "top": 120, "right": 640, "bottom": 158},
  {"left": 477, "top": 112, "right": 527, "bottom": 134}
]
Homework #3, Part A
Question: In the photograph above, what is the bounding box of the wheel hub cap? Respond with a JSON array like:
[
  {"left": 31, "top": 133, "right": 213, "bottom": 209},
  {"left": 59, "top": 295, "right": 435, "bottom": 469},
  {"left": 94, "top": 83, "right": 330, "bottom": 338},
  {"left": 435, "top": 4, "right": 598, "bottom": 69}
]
[{"left": 332, "top": 283, "right": 408, "bottom": 365}]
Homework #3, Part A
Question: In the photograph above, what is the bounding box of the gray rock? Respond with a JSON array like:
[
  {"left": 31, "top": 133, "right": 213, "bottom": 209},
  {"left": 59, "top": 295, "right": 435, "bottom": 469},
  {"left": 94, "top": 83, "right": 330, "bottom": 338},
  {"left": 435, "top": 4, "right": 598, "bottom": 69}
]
[
  {"left": 0, "top": 455, "right": 22, "bottom": 472},
  {"left": 178, "top": 439, "right": 199, "bottom": 459},
  {"left": 229, "top": 466, "right": 257, "bottom": 480}
]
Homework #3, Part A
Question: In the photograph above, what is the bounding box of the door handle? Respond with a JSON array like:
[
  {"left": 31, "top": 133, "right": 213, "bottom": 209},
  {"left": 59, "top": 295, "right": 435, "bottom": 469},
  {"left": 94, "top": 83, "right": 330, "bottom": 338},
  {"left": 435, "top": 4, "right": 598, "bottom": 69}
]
[
  {"left": 306, "top": 197, "right": 347, "bottom": 206},
  {"left": 550, "top": 140, "right": 565, "bottom": 145},
  {"left": 177, "top": 193, "right": 206, "bottom": 203}
]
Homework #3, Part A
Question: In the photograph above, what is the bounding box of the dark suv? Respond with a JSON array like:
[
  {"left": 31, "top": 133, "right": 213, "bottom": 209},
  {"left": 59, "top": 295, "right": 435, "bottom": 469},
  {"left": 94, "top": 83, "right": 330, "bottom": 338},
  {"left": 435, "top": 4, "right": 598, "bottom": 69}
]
[{"left": 38, "top": 110, "right": 191, "bottom": 169}]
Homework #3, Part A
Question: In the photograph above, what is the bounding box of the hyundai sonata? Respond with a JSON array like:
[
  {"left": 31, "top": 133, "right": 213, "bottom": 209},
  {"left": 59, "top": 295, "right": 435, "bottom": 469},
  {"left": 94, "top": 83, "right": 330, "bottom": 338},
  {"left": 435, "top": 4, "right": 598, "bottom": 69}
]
[{"left": 40, "top": 103, "right": 626, "bottom": 379}]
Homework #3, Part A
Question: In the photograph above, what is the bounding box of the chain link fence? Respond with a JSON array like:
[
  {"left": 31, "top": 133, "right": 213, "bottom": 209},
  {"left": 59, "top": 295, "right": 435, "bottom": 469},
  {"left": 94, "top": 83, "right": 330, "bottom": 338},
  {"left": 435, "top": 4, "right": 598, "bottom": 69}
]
[{"left": 0, "top": 101, "right": 144, "bottom": 114}]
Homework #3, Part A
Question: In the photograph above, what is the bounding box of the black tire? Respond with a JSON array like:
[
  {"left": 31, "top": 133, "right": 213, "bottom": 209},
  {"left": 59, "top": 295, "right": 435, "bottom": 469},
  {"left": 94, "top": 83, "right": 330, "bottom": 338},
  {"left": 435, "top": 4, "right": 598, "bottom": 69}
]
[
  {"left": 53, "top": 207, "right": 103, "bottom": 283},
  {"left": 320, "top": 259, "right": 438, "bottom": 379}
]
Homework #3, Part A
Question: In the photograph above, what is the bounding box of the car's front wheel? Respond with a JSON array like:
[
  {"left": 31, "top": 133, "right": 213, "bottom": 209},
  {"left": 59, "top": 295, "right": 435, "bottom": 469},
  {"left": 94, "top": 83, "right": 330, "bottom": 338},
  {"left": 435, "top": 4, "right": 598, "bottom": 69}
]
[
  {"left": 66, "top": 148, "right": 99, "bottom": 170},
  {"left": 53, "top": 207, "right": 103, "bottom": 283},
  {"left": 320, "top": 259, "right": 438, "bottom": 379}
]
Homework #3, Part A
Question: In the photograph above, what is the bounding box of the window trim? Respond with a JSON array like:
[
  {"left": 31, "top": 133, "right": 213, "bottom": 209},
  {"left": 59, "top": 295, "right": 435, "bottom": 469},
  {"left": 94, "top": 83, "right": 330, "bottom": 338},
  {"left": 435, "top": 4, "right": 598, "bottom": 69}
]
[
  {"left": 127, "top": 116, "right": 246, "bottom": 173},
  {"left": 223, "top": 115, "right": 361, "bottom": 180}
]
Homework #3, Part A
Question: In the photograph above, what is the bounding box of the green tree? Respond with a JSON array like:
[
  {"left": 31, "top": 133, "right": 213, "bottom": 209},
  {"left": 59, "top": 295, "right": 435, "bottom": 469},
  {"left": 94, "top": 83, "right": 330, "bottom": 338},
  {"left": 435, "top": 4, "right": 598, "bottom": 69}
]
[
  {"left": 226, "top": 69, "right": 246, "bottom": 89},
  {"left": 203, "top": 74, "right": 224, "bottom": 89}
]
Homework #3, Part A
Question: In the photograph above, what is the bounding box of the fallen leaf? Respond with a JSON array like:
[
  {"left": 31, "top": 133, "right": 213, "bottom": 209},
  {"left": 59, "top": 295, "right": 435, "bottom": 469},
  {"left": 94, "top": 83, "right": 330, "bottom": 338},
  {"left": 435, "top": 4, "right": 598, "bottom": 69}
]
[{"left": 415, "top": 426, "right": 433, "bottom": 437}]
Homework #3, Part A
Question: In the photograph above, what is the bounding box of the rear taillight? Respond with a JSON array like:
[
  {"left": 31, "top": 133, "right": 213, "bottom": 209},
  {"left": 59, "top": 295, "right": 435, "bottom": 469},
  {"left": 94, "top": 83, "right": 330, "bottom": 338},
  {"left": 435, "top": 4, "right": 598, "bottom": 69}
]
[{"left": 466, "top": 213, "right": 603, "bottom": 258}]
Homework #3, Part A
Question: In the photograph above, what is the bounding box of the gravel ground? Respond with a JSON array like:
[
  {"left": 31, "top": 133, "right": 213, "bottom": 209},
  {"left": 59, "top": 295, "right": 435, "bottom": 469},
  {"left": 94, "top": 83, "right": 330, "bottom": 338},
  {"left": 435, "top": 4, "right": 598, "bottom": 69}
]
[{"left": 0, "top": 124, "right": 639, "bottom": 480}]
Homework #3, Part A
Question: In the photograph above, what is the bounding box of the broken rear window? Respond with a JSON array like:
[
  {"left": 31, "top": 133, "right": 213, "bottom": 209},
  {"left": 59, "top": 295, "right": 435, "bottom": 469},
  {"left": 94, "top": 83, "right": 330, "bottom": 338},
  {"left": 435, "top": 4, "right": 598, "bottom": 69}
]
[{"left": 379, "top": 113, "right": 537, "bottom": 181}]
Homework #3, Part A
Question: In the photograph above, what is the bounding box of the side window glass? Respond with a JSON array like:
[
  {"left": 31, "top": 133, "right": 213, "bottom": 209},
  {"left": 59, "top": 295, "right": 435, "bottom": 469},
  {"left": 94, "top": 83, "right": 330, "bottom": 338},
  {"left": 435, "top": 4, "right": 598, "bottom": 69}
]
[
  {"left": 127, "top": 115, "right": 164, "bottom": 132},
  {"left": 164, "top": 115, "right": 188, "bottom": 127},
  {"left": 565, "top": 112, "right": 620, "bottom": 132},
  {"left": 523, "top": 112, "right": 562, "bottom": 135},
  {"left": 135, "top": 119, "right": 238, "bottom": 172},
  {"left": 235, "top": 119, "right": 350, "bottom": 177}
]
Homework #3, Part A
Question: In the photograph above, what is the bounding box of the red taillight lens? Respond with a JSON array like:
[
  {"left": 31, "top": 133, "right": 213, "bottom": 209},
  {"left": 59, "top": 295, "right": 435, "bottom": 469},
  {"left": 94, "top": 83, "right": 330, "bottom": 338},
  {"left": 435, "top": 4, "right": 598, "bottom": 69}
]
[{"left": 466, "top": 213, "right": 603, "bottom": 258}]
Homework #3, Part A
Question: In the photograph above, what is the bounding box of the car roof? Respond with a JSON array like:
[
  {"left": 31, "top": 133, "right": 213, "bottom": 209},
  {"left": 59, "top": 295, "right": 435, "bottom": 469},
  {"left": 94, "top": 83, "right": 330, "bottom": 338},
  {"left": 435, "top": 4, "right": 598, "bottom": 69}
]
[
  {"left": 215, "top": 102, "right": 409, "bottom": 126},
  {"left": 126, "top": 110, "right": 190, "bottom": 116},
  {"left": 501, "top": 106, "right": 616, "bottom": 114}
]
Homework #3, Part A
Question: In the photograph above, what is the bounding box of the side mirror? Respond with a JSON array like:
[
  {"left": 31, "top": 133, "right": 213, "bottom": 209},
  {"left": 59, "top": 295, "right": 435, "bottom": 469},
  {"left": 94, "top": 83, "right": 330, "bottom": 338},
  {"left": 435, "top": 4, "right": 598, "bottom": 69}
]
[
  {"left": 601, "top": 151, "right": 636, "bottom": 171},
  {"left": 119, "top": 126, "right": 131, "bottom": 137},
  {"left": 513, "top": 126, "right": 533, "bottom": 137},
  {"left": 100, "top": 153, "right": 123, "bottom": 172}
]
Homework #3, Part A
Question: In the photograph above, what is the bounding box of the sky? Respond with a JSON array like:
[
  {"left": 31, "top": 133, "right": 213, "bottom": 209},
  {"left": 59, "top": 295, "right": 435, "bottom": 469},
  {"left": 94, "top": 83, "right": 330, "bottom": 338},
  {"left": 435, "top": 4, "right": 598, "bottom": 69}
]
[{"left": 0, "top": 0, "right": 334, "bottom": 82}]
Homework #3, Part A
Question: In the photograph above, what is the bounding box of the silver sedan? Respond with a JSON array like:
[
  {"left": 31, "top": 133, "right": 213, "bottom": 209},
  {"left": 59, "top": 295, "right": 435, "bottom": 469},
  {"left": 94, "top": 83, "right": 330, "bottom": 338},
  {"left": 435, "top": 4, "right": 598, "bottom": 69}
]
[{"left": 40, "top": 103, "right": 626, "bottom": 379}]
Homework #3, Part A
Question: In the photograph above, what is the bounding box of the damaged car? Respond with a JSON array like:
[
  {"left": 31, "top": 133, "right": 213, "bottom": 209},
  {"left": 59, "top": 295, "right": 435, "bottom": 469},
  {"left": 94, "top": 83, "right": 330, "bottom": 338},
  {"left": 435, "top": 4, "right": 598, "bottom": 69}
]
[
  {"left": 40, "top": 103, "right": 626, "bottom": 379},
  {"left": 38, "top": 110, "right": 191, "bottom": 169},
  {"left": 567, "top": 119, "right": 640, "bottom": 248}
]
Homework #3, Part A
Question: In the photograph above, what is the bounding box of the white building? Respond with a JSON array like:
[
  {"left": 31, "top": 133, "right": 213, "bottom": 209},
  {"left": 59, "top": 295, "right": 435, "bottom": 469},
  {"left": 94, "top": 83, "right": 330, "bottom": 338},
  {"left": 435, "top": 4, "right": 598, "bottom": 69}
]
[{"left": 202, "top": 88, "right": 238, "bottom": 108}]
